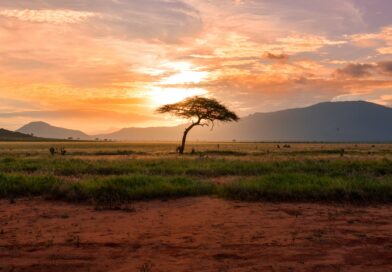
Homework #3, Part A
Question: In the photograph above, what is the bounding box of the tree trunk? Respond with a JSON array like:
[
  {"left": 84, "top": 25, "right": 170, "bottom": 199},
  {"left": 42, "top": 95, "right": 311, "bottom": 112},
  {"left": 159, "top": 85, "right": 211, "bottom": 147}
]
[
  {"left": 179, "top": 128, "right": 190, "bottom": 154},
  {"left": 179, "top": 123, "right": 197, "bottom": 154}
]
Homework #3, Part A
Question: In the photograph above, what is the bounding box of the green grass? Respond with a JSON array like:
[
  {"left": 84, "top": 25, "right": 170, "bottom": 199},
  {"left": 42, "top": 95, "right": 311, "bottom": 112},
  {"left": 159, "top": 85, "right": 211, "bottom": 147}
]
[
  {"left": 0, "top": 173, "right": 213, "bottom": 203},
  {"left": 217, "top": 173, "right": 392, "bottom": 203},
  {"left": 1, "top": 142, "right": 392, "bottom": 204},
  {"left": 54, "top": 175, "right": 214, "bottom": 202},
  {"left": 1, "top": 172, "right": 391, "bottom": 203},
  {"left": 0, "top": 174, "right": 61, "bottom": 198},
  {"left": 1, "top": 157, "right": 392, "bottom": 178}
]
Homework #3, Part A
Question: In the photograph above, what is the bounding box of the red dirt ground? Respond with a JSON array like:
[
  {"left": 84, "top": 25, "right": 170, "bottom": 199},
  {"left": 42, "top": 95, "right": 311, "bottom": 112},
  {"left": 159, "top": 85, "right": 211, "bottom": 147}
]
[{"left": 1, "top": 197, "right": 391, "bottom": 272}]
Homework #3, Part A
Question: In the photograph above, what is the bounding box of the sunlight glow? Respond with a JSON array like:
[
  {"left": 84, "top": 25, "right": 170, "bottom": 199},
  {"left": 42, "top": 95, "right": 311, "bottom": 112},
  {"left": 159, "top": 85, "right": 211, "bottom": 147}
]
[
  {"left": 161, "top": 70, "right": 209, "bottom": 85},
  {"left": 149, "top": 87, "right": 208, "bottom": 106},
  {"left": 160, "top": 62, "right": 209, "bottom": 85},
  {"left": 1, "top": 1, "right": 391, "bottom": 131},
  {"left": 147, "top": 61, "right": 210, "bottom": 106}
]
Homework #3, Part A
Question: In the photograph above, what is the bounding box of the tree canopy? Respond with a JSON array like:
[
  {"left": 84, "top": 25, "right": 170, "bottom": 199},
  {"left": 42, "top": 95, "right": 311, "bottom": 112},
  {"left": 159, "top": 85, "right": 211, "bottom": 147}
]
[
  {"left": 156, "top": 96, "right": 239, "bottom": 154},
  {"left": 157, "top": 96, "right": 239, "bottom": 125}
]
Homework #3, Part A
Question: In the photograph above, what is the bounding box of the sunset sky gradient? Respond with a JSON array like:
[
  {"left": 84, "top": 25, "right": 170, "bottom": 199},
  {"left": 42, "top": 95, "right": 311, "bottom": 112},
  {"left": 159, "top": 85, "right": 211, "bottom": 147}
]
[{"left": 1, "top": 0, "right": 392, "bottom": 133}]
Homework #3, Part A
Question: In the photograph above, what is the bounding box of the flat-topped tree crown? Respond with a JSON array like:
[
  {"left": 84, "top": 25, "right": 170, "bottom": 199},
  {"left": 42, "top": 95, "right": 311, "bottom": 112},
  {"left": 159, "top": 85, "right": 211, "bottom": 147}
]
[
  {"left": 157, "top": 96, "right": 239, "bottom": 124},
  {"left": 156, "top": 96, "right": 239, "bottom": 154}
]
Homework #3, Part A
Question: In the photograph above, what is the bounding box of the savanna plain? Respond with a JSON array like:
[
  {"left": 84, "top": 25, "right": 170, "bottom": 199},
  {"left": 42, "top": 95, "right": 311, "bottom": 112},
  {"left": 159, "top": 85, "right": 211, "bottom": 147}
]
[{"left": 0, "top": 142, "right": 392, "bottom": 271}]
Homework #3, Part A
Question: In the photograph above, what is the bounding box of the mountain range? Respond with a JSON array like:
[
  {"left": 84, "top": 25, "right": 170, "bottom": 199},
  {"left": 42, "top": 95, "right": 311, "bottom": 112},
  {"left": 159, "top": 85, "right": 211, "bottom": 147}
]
[
  {"left": 17, "top": 121, "right": 91, "bottom": 140},
  {"left": 10, "top": 101, "right": 392, "bottom": 142},
  {"left": 0, "top": 128, "right": 42, "bottom": 141}
]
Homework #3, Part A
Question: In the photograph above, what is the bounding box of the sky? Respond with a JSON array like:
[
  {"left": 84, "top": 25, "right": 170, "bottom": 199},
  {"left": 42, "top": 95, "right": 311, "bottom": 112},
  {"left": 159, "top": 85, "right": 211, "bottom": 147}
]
[{"left": 0, "top": 0, "right": 392, "bottom": 133}]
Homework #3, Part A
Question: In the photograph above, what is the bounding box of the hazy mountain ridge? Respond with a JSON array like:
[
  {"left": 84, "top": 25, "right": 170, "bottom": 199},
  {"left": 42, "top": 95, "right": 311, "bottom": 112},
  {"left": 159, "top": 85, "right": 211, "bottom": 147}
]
[
  {"left": 0, "top": 128, "right": 42, "bottom": 141},
  {"left": 17, "top": 121, "right": 91, "bottom": 140},
  {"left": 194, "top": 101, "right": 392, "bottom": 142},
  {"left": 15, "top": 101, "right": 392, "bottom": 142}
]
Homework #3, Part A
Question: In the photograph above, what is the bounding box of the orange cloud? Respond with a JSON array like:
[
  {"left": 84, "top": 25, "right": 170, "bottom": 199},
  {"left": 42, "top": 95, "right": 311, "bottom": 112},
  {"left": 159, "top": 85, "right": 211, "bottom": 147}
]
[
  {"left": 350, "top": 26, "right": 392, "bottom": 54},
  {"left": 0, "top": 9, "right": 96, "bottom": 23},
  {"left": 0, "top": 1, "right": 391, "bottom": 132},
  {"left": 263, "top": 52, "right": 289, "bottom": 61}
]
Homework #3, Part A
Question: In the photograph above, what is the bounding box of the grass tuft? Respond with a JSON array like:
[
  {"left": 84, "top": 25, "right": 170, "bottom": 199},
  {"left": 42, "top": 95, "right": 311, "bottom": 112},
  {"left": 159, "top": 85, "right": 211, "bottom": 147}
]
[
  {"left": 217, "top": 173, "right": 392, "bottom": 203},
  {"left": 0, "top": 174, "right": 214, "bottom": 203}
]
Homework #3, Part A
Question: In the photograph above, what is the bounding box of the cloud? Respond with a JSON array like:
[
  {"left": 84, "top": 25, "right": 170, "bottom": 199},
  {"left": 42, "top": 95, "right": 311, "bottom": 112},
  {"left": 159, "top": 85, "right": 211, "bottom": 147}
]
[
  {"left": 276, "top": 34, "right": 346, "bottom": 52},
  {"left": 0, "top": 0, "right": 202, "bottom": 43},
  {"left": 62, "top": 65, "right": 158, "bottom": 88},
  {"left": 0, "top": 1, "right": 392, "bottom": 131},
  {"left": 377, "top": 94, "right": 392, "bottom": 106},
  {"left": 378, "top": 61, "right": 392, "bottom": 73},
  {"left": 0, "top": 109, "right": 151, "bottom": 122},
  {"left": 213, "top": 0, "right": 366, "bottom": 36},
  {"left": 336, "top": 61, "right": 392, "bottom": 78},
  {"left": 350, "top": 26, "right": 392, "bottom": 54},
  {"left": 0, "top": 9, "right": 96, "bottom": 24},
  {"left": 336, "top": 63, "right": 375, "bottom": 77},
  {"left": 0, "top": 97, "right": 39, "bottom": 111},
  {"left": 263, "top": 52, "right": 289, "bottom": 61},
  {"left": 332, "top": 89, "right": 392, "bottom": 107}
]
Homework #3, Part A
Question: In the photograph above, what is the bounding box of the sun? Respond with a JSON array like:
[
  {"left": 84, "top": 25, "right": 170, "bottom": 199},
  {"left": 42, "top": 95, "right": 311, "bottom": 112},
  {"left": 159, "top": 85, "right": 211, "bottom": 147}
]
[
  {"left": 160, "top": 70, "right": 209, "bottom": 85},
  {"left": 149, "top": 87, "right": 208, "bottom": 106},
  {"left": 160, "top": 62, "right": 209, "bottom": 85},
  {"left": 147, "top": 62, "right": 209, "bottom": 106}
]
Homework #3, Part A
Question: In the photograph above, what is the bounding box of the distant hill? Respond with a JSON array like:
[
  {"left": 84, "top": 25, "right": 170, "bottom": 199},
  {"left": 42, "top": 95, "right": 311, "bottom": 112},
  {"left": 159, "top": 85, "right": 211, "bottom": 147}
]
[
  {"left": 0, "top": 128, "right": 42, "bottom": 141},
  {"left": 17, "top": 121, "right": 91, "bottom": 140},
  {"left": 16, "top": 101, "right": 392, "bottom": 142},
  {"left": 190, "top": 100, "right": 392, "bottom": 142},
  {"left": 95, "top": 126, "right": 187, "bottom": 141},
  {"left": 97, "top": 101, "right": 392, "bottom": 142}
]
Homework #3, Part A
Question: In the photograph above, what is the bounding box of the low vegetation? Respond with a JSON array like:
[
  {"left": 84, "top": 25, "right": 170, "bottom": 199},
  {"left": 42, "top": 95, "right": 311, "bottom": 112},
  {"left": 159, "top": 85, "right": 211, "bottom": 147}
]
[
  {"left": 0, "top": 174, "right": 213, "bottom": 203},
  {"left": 218, "top": 173, "right": 392, "bottom": 203},
  {"left": 1, "top": 171, "right": 391, "bottom": 203},
  {"left": 1, "top": 156, "right": 392, "bottom": 178},
  {"left": 0, "top": 142, "right": 392, "bottom": 204}
]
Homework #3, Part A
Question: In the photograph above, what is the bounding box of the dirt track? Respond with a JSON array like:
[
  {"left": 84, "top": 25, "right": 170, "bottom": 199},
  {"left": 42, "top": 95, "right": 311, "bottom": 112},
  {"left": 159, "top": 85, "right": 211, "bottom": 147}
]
[{"left": 1, "top": 197, "right": 391, "bottom": 272}]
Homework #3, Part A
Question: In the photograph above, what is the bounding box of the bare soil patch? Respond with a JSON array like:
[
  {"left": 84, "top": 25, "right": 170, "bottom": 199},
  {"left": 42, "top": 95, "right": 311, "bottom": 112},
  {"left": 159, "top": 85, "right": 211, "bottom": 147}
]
[{"left": 1, "top": 197, "right": 391, "bottom": 272}]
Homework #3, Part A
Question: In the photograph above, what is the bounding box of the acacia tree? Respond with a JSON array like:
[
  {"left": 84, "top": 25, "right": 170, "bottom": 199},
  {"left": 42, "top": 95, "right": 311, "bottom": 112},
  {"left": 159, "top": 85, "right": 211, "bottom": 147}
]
[{"left": 156, "top": 96, "right": 239, "bottom": 154}]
